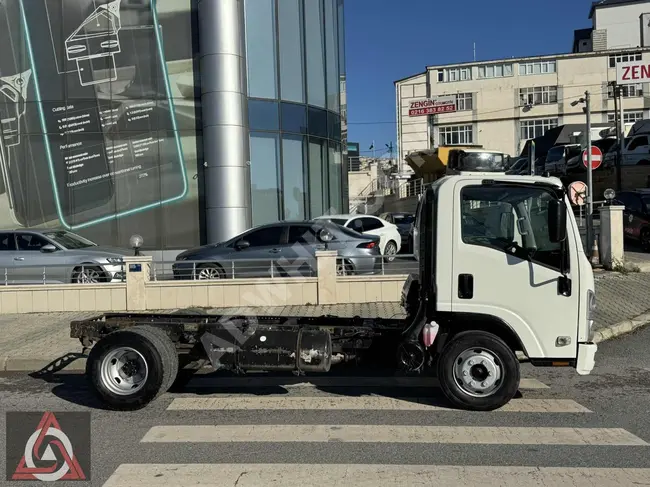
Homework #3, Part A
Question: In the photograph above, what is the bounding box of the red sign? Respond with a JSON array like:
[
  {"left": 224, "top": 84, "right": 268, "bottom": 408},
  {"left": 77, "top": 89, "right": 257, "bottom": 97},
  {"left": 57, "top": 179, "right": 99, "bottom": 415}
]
[
  {"left": 582, "top": 146, "right": 602, "bottom": 169},
  {"left": 408, "top": 98, "right": 456, "bottom": 117}
]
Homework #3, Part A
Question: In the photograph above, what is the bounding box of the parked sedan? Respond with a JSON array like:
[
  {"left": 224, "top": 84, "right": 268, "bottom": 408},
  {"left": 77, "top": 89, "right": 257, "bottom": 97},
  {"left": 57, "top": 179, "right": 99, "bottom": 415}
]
[
  {"left": 379, "top": 212, "right": 414, "bottom": 253},
  {"left": 314, "top": 214, "right": 402, "bottom": 261},
  {"left": 0, "top": 229, "right": 131, "bottom": 284},
  {"left": 173, "top": 220, "right": 382, "bottom": 279}
]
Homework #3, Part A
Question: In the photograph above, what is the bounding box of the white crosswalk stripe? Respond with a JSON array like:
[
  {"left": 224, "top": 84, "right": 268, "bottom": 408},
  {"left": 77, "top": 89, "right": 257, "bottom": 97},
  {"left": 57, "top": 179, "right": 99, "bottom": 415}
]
[{"left": 102, "top": 375, "right": 650, "bottom": 486}]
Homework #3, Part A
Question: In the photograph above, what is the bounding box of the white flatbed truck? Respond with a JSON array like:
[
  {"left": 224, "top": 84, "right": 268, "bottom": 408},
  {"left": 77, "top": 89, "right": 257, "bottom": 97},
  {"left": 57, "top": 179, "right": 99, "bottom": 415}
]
[{"left": 71, "top": 165, "right": 598, "bottom": 412}]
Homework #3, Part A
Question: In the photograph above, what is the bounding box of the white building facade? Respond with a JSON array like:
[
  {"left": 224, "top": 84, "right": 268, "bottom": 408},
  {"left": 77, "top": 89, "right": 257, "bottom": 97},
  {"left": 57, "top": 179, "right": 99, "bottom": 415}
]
[{"left": 395, "top": 0, "right": 650, "bottom": 175}]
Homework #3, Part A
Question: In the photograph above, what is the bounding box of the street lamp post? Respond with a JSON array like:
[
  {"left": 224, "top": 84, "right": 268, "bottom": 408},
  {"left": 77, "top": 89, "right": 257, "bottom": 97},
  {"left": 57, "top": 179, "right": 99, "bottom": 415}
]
[{"left": 571, "top": 91, "right": 593, "bottom": 257}]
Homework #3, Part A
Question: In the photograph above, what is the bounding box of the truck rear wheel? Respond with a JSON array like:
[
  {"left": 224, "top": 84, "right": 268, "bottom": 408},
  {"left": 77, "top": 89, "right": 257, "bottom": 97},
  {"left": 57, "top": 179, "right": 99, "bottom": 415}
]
[
  {"left": 437, "top": 331, "right": 519, "bottom": 411},
  {"left": 86, "top": 326, "right": 179, "bottom": 411}
]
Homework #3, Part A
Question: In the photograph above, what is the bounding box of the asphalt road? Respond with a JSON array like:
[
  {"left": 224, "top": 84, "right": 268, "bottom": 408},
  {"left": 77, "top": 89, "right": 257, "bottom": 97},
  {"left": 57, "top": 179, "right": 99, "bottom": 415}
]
[{"left": 0, "top": 327, "right": 649, "bottom": 486}]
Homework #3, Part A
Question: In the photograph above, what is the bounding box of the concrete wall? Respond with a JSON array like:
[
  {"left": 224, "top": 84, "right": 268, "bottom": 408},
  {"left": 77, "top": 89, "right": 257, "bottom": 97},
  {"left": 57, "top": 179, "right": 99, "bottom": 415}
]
[
  {"left": 0, "top": 254, "right": 408, "bottom": 314},
  {"left": 396, "top": 49, "right": 650, "bottom": 159},
  {"left": 593, "top": 3, "right": 650, "bottom": 49}
]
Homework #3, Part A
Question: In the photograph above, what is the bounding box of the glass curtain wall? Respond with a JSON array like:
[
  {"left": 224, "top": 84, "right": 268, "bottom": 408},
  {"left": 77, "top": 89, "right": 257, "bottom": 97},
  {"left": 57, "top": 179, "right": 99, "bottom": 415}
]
[{"left": 244, "top": 0, "right": 344, "bottom": 225}]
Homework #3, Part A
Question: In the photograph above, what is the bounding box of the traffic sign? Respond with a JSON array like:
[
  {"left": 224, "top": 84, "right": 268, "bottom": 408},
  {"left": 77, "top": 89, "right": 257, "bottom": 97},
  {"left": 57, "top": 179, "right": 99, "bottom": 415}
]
[
  {"left": 582, "top": 146, "right": 602, "bottom": 169},
  {"left": 569, "top": 181, "right": 587, "bottom": 206}
]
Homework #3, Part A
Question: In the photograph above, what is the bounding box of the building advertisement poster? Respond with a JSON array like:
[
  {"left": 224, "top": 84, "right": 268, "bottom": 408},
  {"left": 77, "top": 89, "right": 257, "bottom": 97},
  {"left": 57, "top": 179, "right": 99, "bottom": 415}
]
[
  {"left": 0, "top": 0, "right": 201, "bottom": 250},
  {"left": 408, "top": 96, "right": 457, "bottom": 117}
]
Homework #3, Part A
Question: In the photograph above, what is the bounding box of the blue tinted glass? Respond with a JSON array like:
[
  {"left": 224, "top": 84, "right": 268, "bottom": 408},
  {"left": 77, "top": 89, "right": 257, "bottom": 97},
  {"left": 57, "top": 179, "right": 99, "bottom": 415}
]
[
  {"left": 308, "top": 107, "right": 328, "bottom": 138},
  {"left": 249, "top": 100, "right": 279, "bottom": 131},
  {"left": 328, "top": 112, "right": 341, "bottom": 140},
  {"left": 281, "top": 103, "right": 308, "bottom": 134}
]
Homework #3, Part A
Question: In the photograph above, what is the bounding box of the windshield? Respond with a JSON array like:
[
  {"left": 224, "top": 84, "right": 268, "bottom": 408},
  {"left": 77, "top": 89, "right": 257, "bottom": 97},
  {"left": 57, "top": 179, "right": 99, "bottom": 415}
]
[
  {"left": 43, "top": 231, "right": 96, "bottom": 249},
  {"left": 394, "top": 215, "right": 415, "bottom": 225},
  {"left": 461, "top": 152, "right": 506, "bottom": 171},
  {"left": 594, "top": 139, "right": 615, "bottom": 153},
  {"left": 323, "top": 218, "right": 349, "bottom": 226}
]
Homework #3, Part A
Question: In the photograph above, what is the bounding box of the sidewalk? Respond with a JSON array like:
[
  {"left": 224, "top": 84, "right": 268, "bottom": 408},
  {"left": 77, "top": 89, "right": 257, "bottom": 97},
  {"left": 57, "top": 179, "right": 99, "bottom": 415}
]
[{"left": 1, "top": 275, "right": 649, "bottom": 372}]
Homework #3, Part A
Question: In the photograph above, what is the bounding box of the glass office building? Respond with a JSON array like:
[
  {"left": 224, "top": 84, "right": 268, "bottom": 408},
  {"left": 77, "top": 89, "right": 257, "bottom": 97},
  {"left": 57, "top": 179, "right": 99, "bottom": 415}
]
[{"left": 0, "top": 0, "right": 346, "bottom": 251}]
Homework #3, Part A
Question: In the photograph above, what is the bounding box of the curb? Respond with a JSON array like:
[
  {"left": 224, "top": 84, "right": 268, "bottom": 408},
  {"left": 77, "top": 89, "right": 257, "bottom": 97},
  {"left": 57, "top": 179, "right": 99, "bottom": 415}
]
[{"left": 2, "top": 314, "right": 650, "bottom": 373}]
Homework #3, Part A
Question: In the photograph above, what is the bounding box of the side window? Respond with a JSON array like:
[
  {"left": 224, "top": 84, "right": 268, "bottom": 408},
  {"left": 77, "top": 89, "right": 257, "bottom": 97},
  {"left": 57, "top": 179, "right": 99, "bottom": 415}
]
[
  {"left": 0, "top": 233, "right": 16, "bottom": 251},
  {"left": 16, "top": 234, "right": 49, "bottom": 251},
  {"left": 617, "top": 193, "right": 642, "bottom": 212},
  {"left": 361, "top": 217, "right": 383, "bottom": 231},
  {"left": 347, "top": 218, "right": 364, "bottom": 233},
  {"left": 288, "top": 225, "right": 318, "bottom": 244},
  {"left": 244, "top": 226, "right": 284, "bottom": 247},
  {"left": 460, "top": 185, "right": 564, "bottom": 271},
  {"left": 628, "top": 136, "right": 648, "bottom": 150}
]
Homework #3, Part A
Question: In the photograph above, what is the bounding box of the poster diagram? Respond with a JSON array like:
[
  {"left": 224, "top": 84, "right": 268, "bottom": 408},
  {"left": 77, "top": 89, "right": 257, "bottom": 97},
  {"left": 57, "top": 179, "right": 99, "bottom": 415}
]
[
  {"left": 0, "top": 69, "right": 32, "bottom": 224},
  {"left": 65, "top": 0, "right": 122, "bottom": 86}
]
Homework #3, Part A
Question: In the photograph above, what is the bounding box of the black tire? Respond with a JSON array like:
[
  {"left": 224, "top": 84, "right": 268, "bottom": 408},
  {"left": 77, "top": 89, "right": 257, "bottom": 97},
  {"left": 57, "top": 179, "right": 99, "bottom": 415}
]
[
  {"left": 86, "top": 326, "right": 179, "bottom": 411},
  {"left": 195, "top": 263, "right": 225, "bottom": 280},
  {"left": 72, "top": 265, "right": 107, "bottom": 284},
  {"left": 384, "top": 240, "right": 398, "bottom": 263},
  {"left": 437, "top": 330, "right": 520, "bottom": 411}
]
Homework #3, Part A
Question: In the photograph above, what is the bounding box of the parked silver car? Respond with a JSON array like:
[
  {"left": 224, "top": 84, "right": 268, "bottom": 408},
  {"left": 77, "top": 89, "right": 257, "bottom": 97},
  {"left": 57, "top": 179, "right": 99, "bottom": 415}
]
[
  {"left": 173, "top": 220, "right": 382, "bottom": 279},
  {"left": 0, "top": 229, "right": 132, "bottom": 284}
]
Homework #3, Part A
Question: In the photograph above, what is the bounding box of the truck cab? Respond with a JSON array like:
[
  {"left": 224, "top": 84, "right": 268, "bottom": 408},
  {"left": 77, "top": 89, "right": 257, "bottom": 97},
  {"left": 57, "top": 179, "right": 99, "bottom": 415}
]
[{"left": 403, "top": 170, "right": 597, "bottom": 410}]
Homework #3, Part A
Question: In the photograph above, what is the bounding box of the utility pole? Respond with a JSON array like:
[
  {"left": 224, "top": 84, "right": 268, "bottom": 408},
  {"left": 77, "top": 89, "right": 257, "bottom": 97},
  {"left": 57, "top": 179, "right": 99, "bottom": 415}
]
[
  {"left": 585, "top": 90, "right": 594, "bottom": 260},
  {"left": 612, "top": 82, "right": 622, "bottom": 192},
  {"left": 529, "top": 141, "right": 536, "bottom": 176},
  {"left": 617, "top": 85, "right": 625, "bottom": 191}
]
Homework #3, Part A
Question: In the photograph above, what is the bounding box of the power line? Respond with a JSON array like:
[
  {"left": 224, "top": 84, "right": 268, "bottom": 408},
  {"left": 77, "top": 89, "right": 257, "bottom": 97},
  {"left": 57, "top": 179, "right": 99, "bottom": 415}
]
[{"left": 348, "top": 81, "right": 616, "bottom": 125}]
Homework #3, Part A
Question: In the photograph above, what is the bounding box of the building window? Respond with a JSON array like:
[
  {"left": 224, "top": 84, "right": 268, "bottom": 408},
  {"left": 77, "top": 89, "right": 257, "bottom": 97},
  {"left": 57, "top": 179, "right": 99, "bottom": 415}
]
[
  {"left": 439, "top": 125, "right": 474, "bottom": 145},
  {"left": 519, "top": 86, "right": 558, "bottom": 106},
  {"left": 519, "top": 61, "right": 556, "bottom": 76},
  {"left": 520, "top": 118, "right": 558, "bottom": 140},
  {"left": 278, "top": 0, "right": 305, "bottom": 103},
  {"left": 608, "top": 83, "right": 643, "bottom": 98},
  {"left": 607, "top": 111, "right": 644, "bottom": 124},
  {"left": 244, "top": 0, "right": 278, "bottom": 99},
  {"left": 608, "top": 52, "right": 642, "bottom": 68},
  {"left": 305, "top": 0, "right": 327, "bottom": 108},
  {"left": 455, "top": 93, "right": 473, "bottom": 111},
  {"left": 478, "top": 63, "right": 513, "bottom": 79},
  {"left": 439, "top": 67, "right": 472, "bottom": 82}
]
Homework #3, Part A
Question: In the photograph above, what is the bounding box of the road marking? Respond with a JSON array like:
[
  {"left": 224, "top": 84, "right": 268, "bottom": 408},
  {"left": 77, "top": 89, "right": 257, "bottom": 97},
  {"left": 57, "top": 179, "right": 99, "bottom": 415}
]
[
  {"left": 141, "top": 425, "right": 646, "bottom": 445},
  {"left": 187, "top": 376, "right": 550, "bottom": 389},
  {"left": 166, "top": 397, "right": 590, "bottom": 413},
  {"left": 103, "top": 465, "right": 650, "bottom": 486}
]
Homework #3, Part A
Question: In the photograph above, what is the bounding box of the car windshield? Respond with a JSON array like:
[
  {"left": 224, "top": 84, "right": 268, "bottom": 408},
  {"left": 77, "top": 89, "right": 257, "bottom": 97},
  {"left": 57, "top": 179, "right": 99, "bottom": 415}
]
[
  {"left": 323, "top": 218, "right": 349, "bottom": 226},
  {"left": 394, "top": 215, "right": 414, "bottom": 224},
  {"left": 43, "top": 231, "right": 96, "bottom": 249}
]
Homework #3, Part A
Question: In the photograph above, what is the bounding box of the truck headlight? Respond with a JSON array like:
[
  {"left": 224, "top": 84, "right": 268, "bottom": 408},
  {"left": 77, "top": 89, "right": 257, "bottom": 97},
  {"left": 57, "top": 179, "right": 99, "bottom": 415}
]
[{"left": 587, "top": 290, "right": 596, "bottom": 341}]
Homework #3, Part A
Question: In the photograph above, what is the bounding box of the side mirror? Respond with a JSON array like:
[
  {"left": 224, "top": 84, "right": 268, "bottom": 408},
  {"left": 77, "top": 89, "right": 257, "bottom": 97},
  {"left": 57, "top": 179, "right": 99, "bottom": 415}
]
[
  {"left": 548, "top": 199, "right": 567, "bottom": 243},
  {"left": 235, "top": 240, "right": 250, "bottom": 250},
  {"left": 40, "top": 244, "right": 57, "bottom": 253}
]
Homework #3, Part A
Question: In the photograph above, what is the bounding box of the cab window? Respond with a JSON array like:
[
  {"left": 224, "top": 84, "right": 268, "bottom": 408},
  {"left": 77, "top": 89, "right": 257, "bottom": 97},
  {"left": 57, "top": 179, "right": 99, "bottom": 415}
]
[{"left": 460, "top": 185, "right": 566, "bottom": 272}]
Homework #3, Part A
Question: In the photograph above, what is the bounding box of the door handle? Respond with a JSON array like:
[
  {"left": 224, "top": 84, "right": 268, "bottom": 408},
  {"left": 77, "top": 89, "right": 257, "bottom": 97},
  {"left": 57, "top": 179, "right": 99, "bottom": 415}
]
[
  {"left": 269, "top": 248, "right": 281, "bottom": 254},
  {"left": 458, "top": 274, "right": 474, "bottom": 299},
  {"left": 13, "top": 257, "right": 24, "bottom": 261}
]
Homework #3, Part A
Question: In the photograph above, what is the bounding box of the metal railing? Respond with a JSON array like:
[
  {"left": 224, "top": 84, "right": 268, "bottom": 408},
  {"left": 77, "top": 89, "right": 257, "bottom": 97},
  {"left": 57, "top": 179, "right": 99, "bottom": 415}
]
[
  {"left": 396, "top": 178, "right": 425, "bottom": 199},
  {"left": 149, "top": 258, "right": 319, "bottom": 281},
  {"left": 335, "top": 254, "right": 418, "bottom": 277},
  {"left": 0, "top": 263, "right": 126, "bottom": 286}
]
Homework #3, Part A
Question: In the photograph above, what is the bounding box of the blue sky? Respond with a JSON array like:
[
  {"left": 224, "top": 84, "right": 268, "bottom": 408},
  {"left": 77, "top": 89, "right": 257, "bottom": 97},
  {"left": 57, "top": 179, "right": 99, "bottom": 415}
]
[{"left": 344, "top": 0, "right": 595, "bottom": 158}]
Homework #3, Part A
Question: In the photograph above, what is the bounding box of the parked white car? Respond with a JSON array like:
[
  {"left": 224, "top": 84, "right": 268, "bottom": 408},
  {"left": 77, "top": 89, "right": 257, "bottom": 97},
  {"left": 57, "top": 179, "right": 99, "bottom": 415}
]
[{"left": 314, "top": 214, "right": 402, "bottom": 261}]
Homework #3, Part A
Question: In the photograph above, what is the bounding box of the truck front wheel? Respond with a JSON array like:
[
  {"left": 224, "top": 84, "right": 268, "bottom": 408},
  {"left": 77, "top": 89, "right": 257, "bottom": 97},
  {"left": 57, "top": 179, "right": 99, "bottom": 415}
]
[
  {"left": 86, "top": 326, "right": 179, "bottom": 411},
  {"left": 437, "top": 331, "right": 520, "bottom": 411}
]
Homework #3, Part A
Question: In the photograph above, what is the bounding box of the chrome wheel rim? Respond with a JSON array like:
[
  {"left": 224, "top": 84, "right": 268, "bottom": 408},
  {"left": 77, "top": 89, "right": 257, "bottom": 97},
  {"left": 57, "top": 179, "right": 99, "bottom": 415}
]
[
  {"left": 336, "top": 263, "right": 347, "bottom": 276},
  {"left": 453, "top": 348, "right": 502, "bottom": 397},
  {"left": 198, "top": 267, "right": 221, "bottom": 280},
  {"left": 385, "top": 242, "right": 397, "bottom": 261},
  {"left": 100, "top": 347, "right": 149, "bottom": 396},
  {"left": 76, "top": 268, "right": 101, "bottom": 284}
]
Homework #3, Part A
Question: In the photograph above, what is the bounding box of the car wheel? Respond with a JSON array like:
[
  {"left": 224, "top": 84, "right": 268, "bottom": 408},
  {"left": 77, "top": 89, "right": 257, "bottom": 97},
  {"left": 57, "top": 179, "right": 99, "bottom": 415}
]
[
  {"left": 72, "top": 266, "right": 106, "bottom": 284},
  {"left": 195, "top": 263, "right": 224, "bottom": 280},
  {"left": 336, "top": 260, "right": 354, "bottom": 276},
  {"left": 86, "top": 325, "right": 179, "bottom": 411},
  {"left": 641, "top": 229, "right": 650, "bottom": 252},
  {"left": 383, "top": 241, "right": 398, "bottom": 262},
  {"left": 437, "top": 330, "right": 520, "bottom": 411}
]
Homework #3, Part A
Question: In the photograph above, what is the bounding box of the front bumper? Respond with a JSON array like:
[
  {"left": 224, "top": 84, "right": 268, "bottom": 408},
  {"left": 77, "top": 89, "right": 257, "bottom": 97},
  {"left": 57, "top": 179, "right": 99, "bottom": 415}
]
[{"left": 576, "top": 343, "right": 597, "bottom": 375}]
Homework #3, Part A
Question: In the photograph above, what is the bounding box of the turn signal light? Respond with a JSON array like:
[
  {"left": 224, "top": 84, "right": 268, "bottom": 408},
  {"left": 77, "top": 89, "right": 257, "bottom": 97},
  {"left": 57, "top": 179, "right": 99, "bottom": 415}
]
[{"left": 358, "top": 242, "right": 376, "bottom": 249}]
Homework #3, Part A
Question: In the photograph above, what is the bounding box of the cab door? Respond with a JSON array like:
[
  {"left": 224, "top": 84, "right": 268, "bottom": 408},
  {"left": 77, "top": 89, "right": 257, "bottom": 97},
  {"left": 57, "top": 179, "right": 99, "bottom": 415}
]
[{"left": 451, "top": 180, "right": 580, "bottom": 359}]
